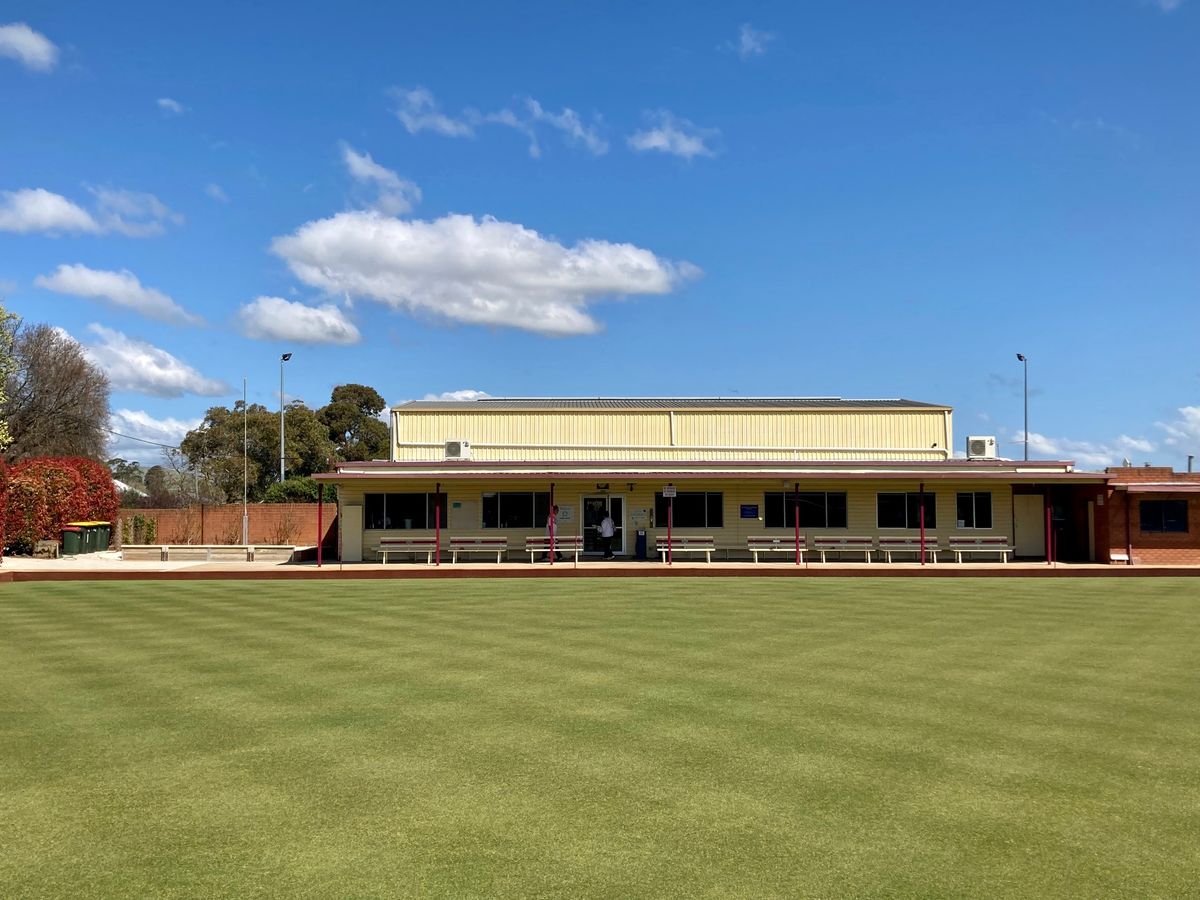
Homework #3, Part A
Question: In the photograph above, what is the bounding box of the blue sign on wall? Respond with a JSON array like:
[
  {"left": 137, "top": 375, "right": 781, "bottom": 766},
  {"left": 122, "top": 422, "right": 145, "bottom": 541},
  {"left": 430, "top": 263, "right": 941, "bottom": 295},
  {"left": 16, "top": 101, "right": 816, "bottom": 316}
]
[{"left": 740, "top": 504, "right": 759, "bottom": 519}]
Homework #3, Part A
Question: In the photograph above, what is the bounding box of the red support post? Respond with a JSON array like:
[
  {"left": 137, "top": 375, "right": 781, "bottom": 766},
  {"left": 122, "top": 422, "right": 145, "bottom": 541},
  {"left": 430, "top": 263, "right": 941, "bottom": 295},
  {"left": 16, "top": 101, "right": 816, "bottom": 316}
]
[
  {"left": 549, "top": 483, "right": 555, "bottom": 566},
  {"left": 317, "top": 491, "right": 323, "bottom": 567},
  {"left": 794, "top": 482, "right": 801, "bottom": 565},
  {"left": 667, "top": 497, "right": 673, "bottom": 566},
  {"left": 919, "top": 481, "right": 926, "bottom": 566},
  {"left": 435, "top": 481, "right": 441, "bottom": 566}
]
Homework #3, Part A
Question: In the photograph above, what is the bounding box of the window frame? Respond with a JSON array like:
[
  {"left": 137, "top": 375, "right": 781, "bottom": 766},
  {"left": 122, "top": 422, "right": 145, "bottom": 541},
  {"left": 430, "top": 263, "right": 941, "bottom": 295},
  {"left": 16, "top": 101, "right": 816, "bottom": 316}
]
[
  {"left": 1139, "top": 499, "right": 1189, "bottom": 534},
  {"left": 877, "top": 492, "right": 937, "bottom": 529},
  {"left": 363, "top": 492, "right": 447, "bottom": 530},
  {"left": 764, "top": 491, "right": 848, "bottom": 529},
  {"left": 481, "top": 491, "right": 551, "bottom": 529},
  {"left": 654, "top": 491, "right": 724, "bottom": 528},
  {"left": 955, "top": 492, "right": 993, "bottom": 530}
]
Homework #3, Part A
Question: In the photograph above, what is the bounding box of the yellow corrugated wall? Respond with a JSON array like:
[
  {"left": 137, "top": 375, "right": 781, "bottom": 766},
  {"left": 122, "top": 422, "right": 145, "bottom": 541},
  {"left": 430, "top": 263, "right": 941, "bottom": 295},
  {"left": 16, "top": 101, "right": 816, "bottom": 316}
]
[{"left": 393, "top": 408, "right": 949, "bottom": 461}]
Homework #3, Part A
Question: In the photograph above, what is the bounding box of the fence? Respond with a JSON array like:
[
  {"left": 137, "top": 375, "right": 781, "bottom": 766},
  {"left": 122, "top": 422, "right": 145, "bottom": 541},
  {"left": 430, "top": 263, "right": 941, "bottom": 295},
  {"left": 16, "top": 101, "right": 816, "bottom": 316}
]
[{"left": 117, "top": 504, "right": 337, "bottom": 550}]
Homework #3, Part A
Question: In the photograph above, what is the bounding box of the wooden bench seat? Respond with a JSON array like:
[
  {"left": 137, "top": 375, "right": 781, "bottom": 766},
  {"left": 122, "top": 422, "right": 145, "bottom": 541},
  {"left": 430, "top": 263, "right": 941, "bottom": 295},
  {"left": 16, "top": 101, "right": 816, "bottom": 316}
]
[
  {"left": 656, "top": 535, "right": 715, "bottom": 563},
  {"left": 878, "top": 536, "right": 939, "bottom": 563},
  {"left": 525, "top": 535, "right": 583, "bottom": 562},
  {"left": 379, "top": 536, "right": 439, "bottom": 564},
  {"left": 449, "top": 536, "right": 507, "bottom": 563},
  {"left": 747, "top": 535, "right": 805, "bottom": 563},
  {"left": 947, "top": 536, "right": 1010, "bottom": 563},
  {"left": 121, "top": 544, "right": 295, "bottom": 563},
  {"left": 812, "top": 536, "right": 875, "bottom": 563}
]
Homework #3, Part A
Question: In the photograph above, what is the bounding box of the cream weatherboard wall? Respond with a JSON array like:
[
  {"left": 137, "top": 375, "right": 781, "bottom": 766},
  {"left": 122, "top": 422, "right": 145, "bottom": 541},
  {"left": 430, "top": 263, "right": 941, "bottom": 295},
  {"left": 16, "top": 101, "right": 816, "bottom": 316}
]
[
  {"left": 337, "top": 478, "right": 1012, "bottom": 562},
  {"left": 392, "top": 407, "right": 953, "bottom": 462}
]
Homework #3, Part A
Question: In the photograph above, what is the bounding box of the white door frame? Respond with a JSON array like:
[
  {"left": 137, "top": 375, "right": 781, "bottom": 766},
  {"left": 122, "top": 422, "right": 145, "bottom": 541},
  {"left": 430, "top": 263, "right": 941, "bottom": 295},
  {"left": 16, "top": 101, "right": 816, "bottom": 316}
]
[{"left": 582, "top": 493, "right": 626, "bottom": 555}]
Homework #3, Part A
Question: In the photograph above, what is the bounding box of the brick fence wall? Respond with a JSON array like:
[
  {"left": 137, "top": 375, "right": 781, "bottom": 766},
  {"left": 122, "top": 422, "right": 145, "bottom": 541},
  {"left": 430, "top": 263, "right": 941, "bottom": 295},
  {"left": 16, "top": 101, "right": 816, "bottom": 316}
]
[{"left": 117, "top": 504, "right": 337, "bottom": 548}]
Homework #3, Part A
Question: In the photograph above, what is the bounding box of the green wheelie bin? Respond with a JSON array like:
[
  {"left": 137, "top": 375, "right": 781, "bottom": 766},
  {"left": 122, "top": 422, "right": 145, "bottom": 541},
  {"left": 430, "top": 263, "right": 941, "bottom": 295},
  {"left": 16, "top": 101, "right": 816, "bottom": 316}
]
[{"left": 61, "top": 525, "right": 83, "bottom": 556}]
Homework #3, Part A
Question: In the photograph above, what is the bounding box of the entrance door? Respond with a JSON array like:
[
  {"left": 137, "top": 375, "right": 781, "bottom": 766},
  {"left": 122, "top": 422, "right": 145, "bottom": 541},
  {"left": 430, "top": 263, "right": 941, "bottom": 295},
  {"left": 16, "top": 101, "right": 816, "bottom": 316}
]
[
  {"left": 583, "top": 495, "right": 625, "bottom": 555},
  {"left": 1014, "top": 494, "right": 1046, "bottom": 559}
]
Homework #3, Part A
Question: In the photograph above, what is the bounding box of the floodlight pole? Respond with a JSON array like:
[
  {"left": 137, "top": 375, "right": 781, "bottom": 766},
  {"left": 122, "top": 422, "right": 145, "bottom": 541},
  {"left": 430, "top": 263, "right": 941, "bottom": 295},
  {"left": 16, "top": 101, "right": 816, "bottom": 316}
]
[
  {"left": 1016, "top": 353, "right": 1028, "bottom": 461},
  {"left": 279, "top": 352, "right": 292, "bottom": 482}
]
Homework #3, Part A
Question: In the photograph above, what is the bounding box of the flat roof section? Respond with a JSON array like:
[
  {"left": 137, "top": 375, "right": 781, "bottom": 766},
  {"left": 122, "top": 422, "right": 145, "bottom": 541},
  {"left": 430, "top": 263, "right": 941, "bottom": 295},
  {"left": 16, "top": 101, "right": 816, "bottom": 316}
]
[{"left": 395, "top": 397, "right": 950, "bottom": 411}]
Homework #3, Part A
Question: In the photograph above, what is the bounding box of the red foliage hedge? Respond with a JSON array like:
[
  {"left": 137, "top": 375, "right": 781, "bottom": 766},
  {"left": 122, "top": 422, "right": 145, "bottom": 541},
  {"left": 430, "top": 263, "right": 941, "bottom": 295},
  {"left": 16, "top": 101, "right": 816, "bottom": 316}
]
[{"left": 3, "top": 456, "right": 119, "bottom": 552}]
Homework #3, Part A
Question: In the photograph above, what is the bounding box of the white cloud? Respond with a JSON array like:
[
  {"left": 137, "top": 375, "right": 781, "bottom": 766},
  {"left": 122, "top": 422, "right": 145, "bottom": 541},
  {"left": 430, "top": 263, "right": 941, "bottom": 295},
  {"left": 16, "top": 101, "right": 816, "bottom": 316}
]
[
  {"left": 729, "top": 23, "right": 774, "bottom": 59},
  {"left": 35, "top": 264, "right": 202, "bottom": 326},
  {"left": 1158, "top": 406, "right": 1200, "bottom": 447},
  {"left": 157, "top": 97, "right": 185, "bottom": 115},
  {"left": 108, "top": 408, "right": 200, "bottom": 463},
  {"left": 205, "top": 183, "right": 230, "bottom": 203},
  {"left": 391, "top": 86, "right": 475, "bottom": 137},
  {"left": 1021, "top": 431, "right": 1156, "bottom": 470},
  {"left": 485, "top": 100, "right": 608, "bottom": 158},
  {"left": 421, "top": 389, "right": 492, "bottom": 402},
  {"left": 0, "top": 188, "right": 101, "bottom": 234},
  {"left": 89, "top": 187, "right": 183, "bottom": 237},
  {"left": 271, "top": 210, "right": 699, "bottom": 336},
  {"left": 0, "top": 22, "right": 58, "bottom": 72},
  {"left": 236, "top": 296, "right": 361, "bottom": 345},
  {"left": 1152, "top": 0, "right": 1183, "bottom": 11},
  {"left": 627, "top": 111, "right": 719, "bottom": 160},
  {"left": 340, "top": 143, "right": 421, "bottom": 215},
  {"left": 0, "top": 186, "right": 182, "bottom": 237},
  {"left": 81, "top": 324, "right": 229, "bottom": 397}
]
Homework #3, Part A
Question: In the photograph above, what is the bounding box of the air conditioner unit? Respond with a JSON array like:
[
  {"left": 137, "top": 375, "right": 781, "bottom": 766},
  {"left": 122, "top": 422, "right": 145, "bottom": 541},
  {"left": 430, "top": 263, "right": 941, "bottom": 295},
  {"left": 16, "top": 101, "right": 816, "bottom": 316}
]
[
  {"left": 966, "top": 435, "right": 997, "bottom": 460},
  {"left": 444, "top": 439, "right": 472, "bottom": 460}
]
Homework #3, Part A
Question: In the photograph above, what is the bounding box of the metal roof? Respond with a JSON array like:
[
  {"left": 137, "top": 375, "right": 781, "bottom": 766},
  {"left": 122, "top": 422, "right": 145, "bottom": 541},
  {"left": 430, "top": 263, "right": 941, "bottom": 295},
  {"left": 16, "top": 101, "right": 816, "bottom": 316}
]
[{"left": 395, "top": 397, "right": 948, "bottom": 411}]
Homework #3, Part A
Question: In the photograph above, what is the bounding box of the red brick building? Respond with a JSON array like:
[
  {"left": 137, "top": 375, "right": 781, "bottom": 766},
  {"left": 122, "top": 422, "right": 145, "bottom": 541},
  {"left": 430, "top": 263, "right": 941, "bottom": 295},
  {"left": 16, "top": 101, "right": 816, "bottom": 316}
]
[{"left": 1097, "top": 466, "right": 1200, "bottom": 565}]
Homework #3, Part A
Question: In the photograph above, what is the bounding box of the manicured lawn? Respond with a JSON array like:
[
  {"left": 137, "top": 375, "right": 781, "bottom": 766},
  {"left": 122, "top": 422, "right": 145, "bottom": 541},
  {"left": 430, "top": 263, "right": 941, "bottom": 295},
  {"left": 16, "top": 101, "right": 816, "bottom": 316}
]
[{"left": 1, "top": 578, "right": 1197, "bottom": 898}]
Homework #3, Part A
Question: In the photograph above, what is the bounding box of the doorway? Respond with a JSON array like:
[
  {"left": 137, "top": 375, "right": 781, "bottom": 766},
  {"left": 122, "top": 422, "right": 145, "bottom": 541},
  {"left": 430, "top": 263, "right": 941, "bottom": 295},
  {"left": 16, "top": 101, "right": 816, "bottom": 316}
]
[
  {"left": 1014, "top": 494, "right": 1046, "bottom": 559},
  {"left": 583, "top": 495, "right": 625, "bottom": 556}
]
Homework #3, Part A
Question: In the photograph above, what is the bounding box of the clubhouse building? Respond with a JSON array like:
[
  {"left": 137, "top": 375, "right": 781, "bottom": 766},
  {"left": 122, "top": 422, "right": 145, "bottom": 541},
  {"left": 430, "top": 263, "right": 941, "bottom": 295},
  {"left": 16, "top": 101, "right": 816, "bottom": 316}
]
[{"left": 314, "top": 397, "right": 1198, "bottom": 565}]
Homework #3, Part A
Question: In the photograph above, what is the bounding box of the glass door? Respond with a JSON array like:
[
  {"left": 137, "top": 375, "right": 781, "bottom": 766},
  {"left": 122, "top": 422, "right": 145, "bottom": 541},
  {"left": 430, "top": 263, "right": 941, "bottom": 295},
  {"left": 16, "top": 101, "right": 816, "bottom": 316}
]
[{"left": 583, "top": 495, "right": 625, "bottom": 556}]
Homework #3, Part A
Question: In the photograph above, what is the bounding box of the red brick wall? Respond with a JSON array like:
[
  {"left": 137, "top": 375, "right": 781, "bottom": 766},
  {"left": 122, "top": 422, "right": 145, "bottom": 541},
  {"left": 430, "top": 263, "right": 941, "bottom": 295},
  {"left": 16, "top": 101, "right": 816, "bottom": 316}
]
[
  {"left": 1101, "top": 468, "right": 1200, "bottom": 565},
  {"left": 117, "top": 504, "right": 336, "bottom": 548}
]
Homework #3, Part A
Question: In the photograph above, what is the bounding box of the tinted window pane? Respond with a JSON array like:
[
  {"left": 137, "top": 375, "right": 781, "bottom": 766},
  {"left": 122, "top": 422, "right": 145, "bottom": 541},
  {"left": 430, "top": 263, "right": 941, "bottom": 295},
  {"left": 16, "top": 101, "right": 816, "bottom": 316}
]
[
  {"left": 674, "top": 493, "right": 707, "bottom": 527},
  {"left": 365, "top": 493, "right": 387, "bottom": 530},
  {"left": 827, "top": 492, "right": 848, "bottom": 528},
  {"left": 975, "top": 492, "right": 992, "bottom": 529},
  {"left": 482, "top": 493, "right": 498, "bottom": 528},
  {"left": 956, "top": 493, "right": 975, "bottom": 528},
  {"left": 390, "top": 493, "right": 426, "bottom": 529},
  {"left": 764, "top": 492, "right": 785, "bottom": 528},
  {"left": 707, "top": 493, "right": 724, "bottom": 527},
  {"left": 798, "top": 493, "right": 826, "bottom": 528},
  {"left": 878, "top": 493, "right": 906, "bottom": 528},
  {"left": 498, "top": 492, "right": 534, "bottom": 528},
  {"left": 1141, "top": 499, "right": 1189, "bottom": 533}
]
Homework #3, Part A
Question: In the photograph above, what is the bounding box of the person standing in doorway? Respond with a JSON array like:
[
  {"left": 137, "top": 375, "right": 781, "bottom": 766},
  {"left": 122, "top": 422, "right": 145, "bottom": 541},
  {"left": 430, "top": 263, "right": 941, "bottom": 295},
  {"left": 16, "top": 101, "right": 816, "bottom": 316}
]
[
  {"left": 599, "top": 509, "right": 616, "bottom": 560},
  {"left": 546, "top": 504, "right": 563, "bottom": 561}
]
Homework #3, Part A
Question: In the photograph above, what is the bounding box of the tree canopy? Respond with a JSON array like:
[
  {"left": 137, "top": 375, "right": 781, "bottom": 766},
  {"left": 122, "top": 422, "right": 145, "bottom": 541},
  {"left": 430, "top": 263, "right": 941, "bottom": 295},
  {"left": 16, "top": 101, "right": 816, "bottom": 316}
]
[
  {"left": 1, "top": 322, "right": 110, "bottom": 462},
  {"left": 318, "top": 383, "right": 390, "bottom": 462}
]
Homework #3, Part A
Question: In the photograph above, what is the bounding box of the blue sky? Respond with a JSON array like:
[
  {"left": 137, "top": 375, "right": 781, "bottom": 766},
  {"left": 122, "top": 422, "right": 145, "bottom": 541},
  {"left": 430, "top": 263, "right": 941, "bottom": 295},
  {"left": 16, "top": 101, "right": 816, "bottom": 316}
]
[{"left": 2, "top": 0, "right": 1198, "bottom": 469}]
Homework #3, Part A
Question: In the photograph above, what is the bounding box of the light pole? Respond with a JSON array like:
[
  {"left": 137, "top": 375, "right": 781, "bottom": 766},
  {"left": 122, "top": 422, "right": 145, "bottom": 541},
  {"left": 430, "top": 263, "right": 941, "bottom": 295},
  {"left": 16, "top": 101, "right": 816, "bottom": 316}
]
[
  {"left": 243, "top": 376, "right": 249, "bottom": 544},
  {"left": 280, "top": 352, "right": 292, "bottom": 482},
  {"left": 1016, "top": 353, "right": 1028, "bottom": 461}
]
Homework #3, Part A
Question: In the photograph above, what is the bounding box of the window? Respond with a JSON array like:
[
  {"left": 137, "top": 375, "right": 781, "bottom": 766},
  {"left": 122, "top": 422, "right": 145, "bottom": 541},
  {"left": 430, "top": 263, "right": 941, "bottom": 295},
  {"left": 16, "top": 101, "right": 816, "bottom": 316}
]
[
  {"left": 877, "top": 492, "right": 936, "bottom": 529},
  {"left": 956, "top": 492, "right": 993, "bottom": 529},
  {"left": 363, "top": 493, "right": 447, "bottom": 530},
  {"left": 764, "top": 492, "right": 848, "bottom": 528},
  {"left": 1139, "top": 500, "right": 1189, "bottom": 533},
  {"left": 482, "top": 492, "right": 551, "bottom": 529},
  {"left": 654, "top": 492, "right": 723, "bottom": 528}
]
